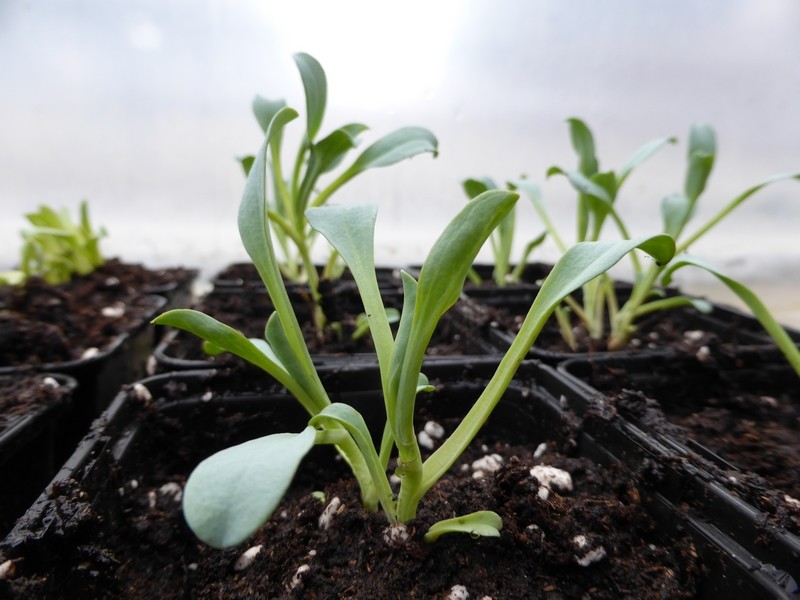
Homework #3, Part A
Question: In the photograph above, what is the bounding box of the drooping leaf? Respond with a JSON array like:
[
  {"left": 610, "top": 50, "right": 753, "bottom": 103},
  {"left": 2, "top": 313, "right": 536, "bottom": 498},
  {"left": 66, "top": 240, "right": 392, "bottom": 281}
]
[
  {"left": 293, "top": 52, "right": 327, "bottom": 142},
  {"left": 183, "top": 427, "right": 317, "bottom": 548},
  {"left": 313, "top": 124, "right": 369, "bottom": 174},
  {"left": 339, "top": 127, "right": 437, "bottom": 177},
  {"left": 661, "top": 255, "right": 800, "bottom": 377},
  {"left": 252, "top": 96, "right": 288, "bottom": 135}
]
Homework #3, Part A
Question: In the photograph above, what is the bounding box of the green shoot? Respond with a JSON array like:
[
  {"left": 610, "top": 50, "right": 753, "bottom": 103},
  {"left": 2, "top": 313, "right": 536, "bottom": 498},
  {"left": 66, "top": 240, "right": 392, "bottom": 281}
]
[{"left": 0, "top": 201, "right": 106, "bottom": 285}]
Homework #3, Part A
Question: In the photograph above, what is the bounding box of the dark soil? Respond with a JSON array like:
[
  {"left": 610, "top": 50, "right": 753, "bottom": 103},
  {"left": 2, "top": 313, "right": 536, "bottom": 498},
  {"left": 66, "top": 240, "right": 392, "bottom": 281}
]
[
  {"left": 0, "top": 260, "right": 179, "bottom": 366},
  {"left": 211, "top": 263, "right": 402, "bottom": 292},
  {"left": 0, "top": 375, "right": 70, "bottom": 426},
  {"left": 572, "top": 350, "right": 800, "bottom": 534},
  {"left": 0, "top": 373, "right": 705, "bottom": 599},
  {"left": 157, "top": 285, "right": 493, "bottom": 369},
  {"left": 481, "top": 298, "right": 766, "bottom": 357}
]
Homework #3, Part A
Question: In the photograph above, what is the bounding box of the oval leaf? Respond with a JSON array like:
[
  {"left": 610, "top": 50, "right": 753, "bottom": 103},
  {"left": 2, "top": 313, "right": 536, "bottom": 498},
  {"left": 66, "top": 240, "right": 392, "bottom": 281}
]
[
  {"left": 293, "top": 52, "right": 327, "bottom": 141},
  {"left": 183, "top": 427, "right": 317, "bottom": 548},
  {"left": 424, "top": 510, "right": 503, "bottom": 543}
]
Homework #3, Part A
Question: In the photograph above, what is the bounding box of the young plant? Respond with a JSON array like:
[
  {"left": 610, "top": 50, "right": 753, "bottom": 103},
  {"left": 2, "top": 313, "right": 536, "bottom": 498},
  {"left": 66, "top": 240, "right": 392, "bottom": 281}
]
[
  {"left": 154, "top": 107, "right": 675, "bottom": 549},
  {"left": 461, "top": 177, "right": 546, "bottom": 287},
  {"left": 238, "top": 52, "right": 438, "bottom": 330},
  {"left": 513, "top": 118, "right": 800, "bottom": 368},
  {"left": 0, "top": 201, "right": 106, "bottom": 285}
]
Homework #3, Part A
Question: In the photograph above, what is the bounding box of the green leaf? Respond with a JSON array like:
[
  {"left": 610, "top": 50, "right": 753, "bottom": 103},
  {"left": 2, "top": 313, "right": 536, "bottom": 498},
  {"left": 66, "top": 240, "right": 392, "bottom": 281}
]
[
  {"left": 252, "top": 96, "right": 288, "bottom": 135},
  {"left": 183, "top": 427, "right": 317, "bottom": 548},
  {"left": 417, "top": 190, "right": 519, "bottom": 323},
  {"left": 388, "top": 270, "right": 418, "bottom": 401},
  {"left": 239, "top": 105, "right": 318, "bottom": 382},
  {"left": 678, "top": 172, "right": 800, "bottom": 252},
  {"left": 547, "top": 167, "right": 612, "bottom": 203},
  {"left": 424, "top": 511, "right": 503, "bottom": 543},
  {"left": 309, "top": 404, "right": 395, "bottom": 517},
  {"left": 617, "top": 136, "right": 677, "bottom": 188},
  {"left": 684, "top": 123, "right": 716, "bottom": 202},
  {"left": 393, "top": 191, "right": 518, "bottom": 450},
  {"left": 238, "top": 155, "right": 255, "bottom": 176},
  {"left": 314, "top": 124, "right": 369, "bottom": 174},
  {"left": 294, "top": 52, "right": 327, "bottom": 142},
  {"left": 312, "top": 127, "right": 438, "bottom": 208},
  {"left": 567, "top": 117, "right": 598, "bottom": 176},
  {"left": 462, "top": 177, "right": 496, "bottom": 200},
  {"left": 661, "top": 255, "right": 800, "bottom": 377},
  {"left": 661, "top": 193, "right": 692, "bottom": 238}
]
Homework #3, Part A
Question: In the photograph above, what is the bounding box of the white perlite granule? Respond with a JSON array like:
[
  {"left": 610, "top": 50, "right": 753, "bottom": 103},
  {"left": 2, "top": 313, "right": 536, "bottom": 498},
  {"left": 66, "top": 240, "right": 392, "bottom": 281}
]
[
  {"left": 318, "top": 497, "right": 342, "bottom": 530},
  {"left": 447, "top": 584, "right": 470, "bottom": 599},
  {"left": 530, "top": 465, "right": 573, "bottom": 498},
  {"left": 234, "top": 545, "right": 263, "bottom": 571},
  {"left": 471, "top": 453, "right": 504, "bottom": 479}
]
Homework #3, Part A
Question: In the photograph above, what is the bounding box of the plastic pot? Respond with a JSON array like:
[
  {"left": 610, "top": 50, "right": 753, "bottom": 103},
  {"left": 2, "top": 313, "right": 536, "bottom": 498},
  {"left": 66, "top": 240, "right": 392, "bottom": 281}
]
[
  {"left": 558, "top": 348, "right": 800, "bottom": 588},
  {"left": 0, "top": 373, "right": 77, "bottom": 538}
]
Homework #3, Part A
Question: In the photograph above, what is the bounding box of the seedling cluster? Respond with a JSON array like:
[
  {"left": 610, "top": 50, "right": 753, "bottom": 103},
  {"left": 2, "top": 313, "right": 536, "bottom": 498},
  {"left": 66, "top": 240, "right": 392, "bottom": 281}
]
[
  {"left": 155, "top": 104, "right": 675, "bottom": 548},
  {"left": 237, "top": 53, "right": 437, "bottom": 331},
  {"left": 152, "top": 56, "right": 800, "bottom": 555},
  {"left": 0, "top": 201, "right": 106, "bottom": 286}
]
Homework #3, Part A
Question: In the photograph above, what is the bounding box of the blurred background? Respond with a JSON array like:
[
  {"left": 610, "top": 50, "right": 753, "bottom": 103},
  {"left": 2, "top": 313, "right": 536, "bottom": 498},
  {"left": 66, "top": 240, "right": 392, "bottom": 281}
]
[{"left": 1, "top": 0, "right": 798, "bottom": 324}]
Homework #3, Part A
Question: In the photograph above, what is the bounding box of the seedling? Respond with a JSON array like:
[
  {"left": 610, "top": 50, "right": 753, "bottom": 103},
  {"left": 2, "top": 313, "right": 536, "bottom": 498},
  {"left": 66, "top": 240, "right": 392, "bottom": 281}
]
[
  {"left": 512, "top": 119, "right": 800, "bottom": 372},
  {"left": 462, "top": 177, "right": 546, "bottom": 286},
  {"left": 154, "top": 107, "right": 675, "bottom": 548},
  {"left": 238, "top": 52, "right": 438, "bottom": 330},
  {"left": 0, "top": 201, "right": 106, "bottom": 285}
]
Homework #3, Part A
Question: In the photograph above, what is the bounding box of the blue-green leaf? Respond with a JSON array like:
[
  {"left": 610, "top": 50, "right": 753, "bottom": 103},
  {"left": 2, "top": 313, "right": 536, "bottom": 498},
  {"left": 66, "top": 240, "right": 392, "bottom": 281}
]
[
  {"left": 661, "top": 255, "right": 800, "bottom": 376},
  {"left": 294, "top": 52, "right": 327, "bottom": 142},
  {"left": 684, "top": 123, "right": 716, "bottom": 202},
  {"left": 252, "top": 96, "right": 288, "bottom": 135},
  {"left": 661, "top": 193, "right": 692, "bottom": 238},
  {"left": 183, "top": 427, "right": 317, "bottom": 548}
]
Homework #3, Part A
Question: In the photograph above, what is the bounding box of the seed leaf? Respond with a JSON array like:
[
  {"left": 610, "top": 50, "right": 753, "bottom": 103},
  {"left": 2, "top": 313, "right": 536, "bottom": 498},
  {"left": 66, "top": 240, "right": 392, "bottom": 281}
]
[{"left": 424, "top": 510, "right": 503, "bottom": 543}]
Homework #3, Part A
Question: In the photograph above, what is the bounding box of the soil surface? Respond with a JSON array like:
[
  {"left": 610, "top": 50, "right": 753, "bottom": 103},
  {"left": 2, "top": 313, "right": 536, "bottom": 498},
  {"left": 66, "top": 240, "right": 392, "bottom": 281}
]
[
  {"left": 0, "top": 374, "right": 705, "bottom": 599},
  {"left": 0, "top": 260, "right": 185, "bottom": 366},
  {"left": 574, "top": 349, "right": 800, "bottom": 534},
  {"left": 157, "top": 285, "right": 494, "bottom": 369}
]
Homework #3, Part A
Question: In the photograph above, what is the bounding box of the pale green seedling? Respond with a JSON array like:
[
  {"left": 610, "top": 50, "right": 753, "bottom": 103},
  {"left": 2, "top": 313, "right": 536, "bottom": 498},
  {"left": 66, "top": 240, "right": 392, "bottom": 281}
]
[
  {"left": 154, "top": 108, "right": 675, "bottom": 549},
  {"left": 238, "top": 52, "right": 438, "bottom": 330},
  {"left": 0, "top": 201, "right": 106, "bottom": 285},
  {"left": 513, "top": 119, "right": 800, "bottom": 361}
]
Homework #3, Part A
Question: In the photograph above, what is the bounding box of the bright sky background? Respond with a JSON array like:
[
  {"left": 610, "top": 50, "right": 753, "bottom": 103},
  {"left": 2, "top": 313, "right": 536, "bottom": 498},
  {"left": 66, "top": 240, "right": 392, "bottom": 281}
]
[{"left": 1, "top": 1, "right": 799, "bottom": 295}]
